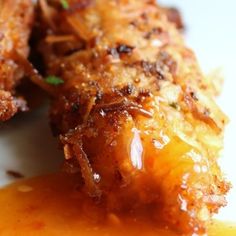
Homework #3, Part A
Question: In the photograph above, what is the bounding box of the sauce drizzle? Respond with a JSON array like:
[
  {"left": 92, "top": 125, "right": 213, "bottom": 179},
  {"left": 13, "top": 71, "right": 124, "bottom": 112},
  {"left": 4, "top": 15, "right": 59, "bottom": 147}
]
[{"left": 0, "top": 172, "right": 235, "bottom": 236}]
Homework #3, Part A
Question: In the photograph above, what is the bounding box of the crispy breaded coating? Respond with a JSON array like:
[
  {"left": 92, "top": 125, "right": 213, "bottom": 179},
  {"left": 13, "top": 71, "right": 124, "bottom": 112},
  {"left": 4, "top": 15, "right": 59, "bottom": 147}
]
[
  {"left": 36, "top": 0, "right": 230, "bottom": 234},
  {"left": 0, "top": 0, "right": 34, "bottom": 121}
]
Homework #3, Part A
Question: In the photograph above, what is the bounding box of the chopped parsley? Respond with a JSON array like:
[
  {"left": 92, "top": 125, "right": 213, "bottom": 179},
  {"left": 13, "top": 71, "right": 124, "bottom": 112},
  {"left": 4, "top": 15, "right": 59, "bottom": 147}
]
[
  {"left": 45, "top": 76, "right": 64, "bottom": 85},
  {"left": 60, "top": 0, "right": 69, "bottom": 9}
]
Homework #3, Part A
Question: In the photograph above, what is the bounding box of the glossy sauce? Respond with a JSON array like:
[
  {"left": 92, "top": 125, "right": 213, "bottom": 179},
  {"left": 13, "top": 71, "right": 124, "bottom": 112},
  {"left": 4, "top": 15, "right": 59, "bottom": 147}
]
[{"left": 0, "top": 172, "right": 235, "bottom": 236}]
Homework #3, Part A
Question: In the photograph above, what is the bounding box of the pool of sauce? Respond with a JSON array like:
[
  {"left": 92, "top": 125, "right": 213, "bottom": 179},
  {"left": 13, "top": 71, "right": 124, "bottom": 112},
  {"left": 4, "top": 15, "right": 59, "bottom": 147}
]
[{"left": 0, "top": 172, "right": 235, "bottom": 236}]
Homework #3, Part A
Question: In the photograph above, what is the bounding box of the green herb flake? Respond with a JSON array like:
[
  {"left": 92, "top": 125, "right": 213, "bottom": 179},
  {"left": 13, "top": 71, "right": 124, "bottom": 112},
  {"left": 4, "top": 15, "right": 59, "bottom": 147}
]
[
  {"left": 60, "top": 0, "right": 69, "bottom": 9},
  {"left": 45, "top": 76, "right": 64, "bottom": 85}
]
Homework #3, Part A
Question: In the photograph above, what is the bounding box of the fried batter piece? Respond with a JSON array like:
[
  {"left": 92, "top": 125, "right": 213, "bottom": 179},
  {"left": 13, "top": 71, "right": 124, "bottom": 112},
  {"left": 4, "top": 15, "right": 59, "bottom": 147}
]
[
  {"left": 36, "top": 0, "right": 230, "bottom": 234},
  {"left": 0, "top": 0, "right": 34, "bottom": 121}
]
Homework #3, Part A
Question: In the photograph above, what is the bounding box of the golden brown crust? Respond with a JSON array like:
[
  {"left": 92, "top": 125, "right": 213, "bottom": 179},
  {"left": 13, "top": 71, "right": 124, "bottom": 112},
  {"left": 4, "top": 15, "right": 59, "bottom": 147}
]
[
  {"left": 0, "top": 0, "right": 34, "bottom": 121},
  {"left": 163, "top": 7, "right": 184, "bottom": 30},
  {"left": 36, "top": 0, "right": 229, "bottom": 234},
  {"left": 0, "top": 90, "right": 17, "bottom": 121}
]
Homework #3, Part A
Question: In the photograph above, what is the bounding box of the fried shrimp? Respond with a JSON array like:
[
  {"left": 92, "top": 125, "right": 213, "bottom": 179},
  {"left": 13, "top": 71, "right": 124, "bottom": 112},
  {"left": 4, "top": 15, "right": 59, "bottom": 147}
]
[
  {"left": 35, "top": 0, "right": 230, "bottom": 234},
  {"left": 0, "top": 0, "right": 34, "bottom": 121}
]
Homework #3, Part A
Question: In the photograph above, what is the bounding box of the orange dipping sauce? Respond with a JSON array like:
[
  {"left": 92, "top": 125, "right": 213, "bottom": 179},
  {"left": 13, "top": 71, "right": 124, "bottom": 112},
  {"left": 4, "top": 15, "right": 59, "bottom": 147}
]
[{"left": 0, "top": 172, "right": 235, "bottom": 236}]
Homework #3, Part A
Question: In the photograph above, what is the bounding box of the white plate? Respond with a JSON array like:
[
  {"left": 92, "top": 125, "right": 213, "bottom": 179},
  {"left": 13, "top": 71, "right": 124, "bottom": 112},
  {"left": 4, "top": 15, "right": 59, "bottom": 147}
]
[
  {"left": 0, "top": 106, "right": 64, "bottom": 187},
  {"left": 0, "top": 0, "right": 235, "bottom": 222}
]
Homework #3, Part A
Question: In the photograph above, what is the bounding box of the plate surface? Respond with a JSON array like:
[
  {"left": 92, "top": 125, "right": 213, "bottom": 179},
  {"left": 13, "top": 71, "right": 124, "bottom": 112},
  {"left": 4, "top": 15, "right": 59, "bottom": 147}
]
[{"left": 0, "top": 0, "right": 235, "bottom": 222}]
